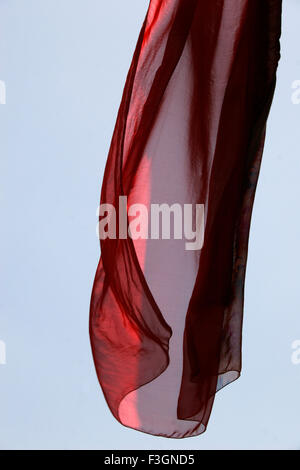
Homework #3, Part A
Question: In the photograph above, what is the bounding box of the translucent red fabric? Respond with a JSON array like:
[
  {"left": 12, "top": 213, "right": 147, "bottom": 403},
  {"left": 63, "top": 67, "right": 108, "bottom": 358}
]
[{"left": 90, "top": 0, "right": 282, "bottom": 438}]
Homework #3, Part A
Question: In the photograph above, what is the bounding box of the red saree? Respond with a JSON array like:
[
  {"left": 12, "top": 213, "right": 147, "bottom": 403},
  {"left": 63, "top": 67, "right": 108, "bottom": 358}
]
[{"left": 90, "top": 0, "right": 282, "bottom": 438}]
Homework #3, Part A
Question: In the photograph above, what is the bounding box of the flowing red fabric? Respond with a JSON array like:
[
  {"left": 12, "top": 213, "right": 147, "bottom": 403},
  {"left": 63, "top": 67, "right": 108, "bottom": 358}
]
[{"left": 90, "top": 0, "right": 282, "bottom": 438}]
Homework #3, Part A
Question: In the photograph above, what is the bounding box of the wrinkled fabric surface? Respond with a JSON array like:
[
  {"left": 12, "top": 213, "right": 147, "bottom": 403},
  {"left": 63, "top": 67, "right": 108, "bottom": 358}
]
[{"left": 90, "top": 0, "right": 282, "bottom": 438}]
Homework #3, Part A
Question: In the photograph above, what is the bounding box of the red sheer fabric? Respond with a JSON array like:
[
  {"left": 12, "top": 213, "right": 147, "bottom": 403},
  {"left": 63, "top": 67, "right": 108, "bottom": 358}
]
[{"left": 90, "top": 0, "right": 282, "bottom": 438}]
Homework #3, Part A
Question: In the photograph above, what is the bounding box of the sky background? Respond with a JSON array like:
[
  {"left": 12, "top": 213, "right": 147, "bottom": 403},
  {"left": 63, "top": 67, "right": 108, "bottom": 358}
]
[{"left": 0, "top": 0, "right": 300, "bottom": 450}]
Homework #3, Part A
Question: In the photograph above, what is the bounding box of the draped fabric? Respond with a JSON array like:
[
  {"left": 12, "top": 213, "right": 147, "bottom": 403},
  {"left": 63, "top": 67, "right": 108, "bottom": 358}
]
[{"left": 90, "top": 0, "right": 282, "bottom": 438}]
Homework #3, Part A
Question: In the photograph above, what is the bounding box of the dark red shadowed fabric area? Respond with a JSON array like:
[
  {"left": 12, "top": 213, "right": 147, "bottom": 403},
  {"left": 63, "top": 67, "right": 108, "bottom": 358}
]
[{"left": 90, "top": 0, "right": 282, "bottom": 438}]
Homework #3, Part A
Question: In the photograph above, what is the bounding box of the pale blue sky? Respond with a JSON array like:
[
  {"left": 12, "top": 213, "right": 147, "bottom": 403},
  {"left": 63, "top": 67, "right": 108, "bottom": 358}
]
[{"left": 0, "top": 0, "right": 300, "bottom": 450}]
